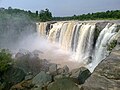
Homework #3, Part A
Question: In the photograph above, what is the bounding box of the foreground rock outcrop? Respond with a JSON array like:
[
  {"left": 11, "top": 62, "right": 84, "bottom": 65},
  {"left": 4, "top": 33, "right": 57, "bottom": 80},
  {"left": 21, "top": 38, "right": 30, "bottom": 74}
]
[
  {"left": 32, "top": 71, "right": 52, "bottom": 90},
  {"left": 80, "top": 37, "right": 120, "bottom": 90},
  {"left": 1, "top": 66, "right": 26, "bottom": 90},
  {"left": 10, "top": 48, "right": 120, "bottom": 90},
  {"left": 70, "top": 67, "right": 91, "bottom": 84},
  {"left": 14, "top": 50, "right": 50, "bottom": 76},
  {"left": 81, "top": 53, "right": 120, "bottom": 90},
  {"left": 47, "top": 78, "right": 79, "bottom": 90}
]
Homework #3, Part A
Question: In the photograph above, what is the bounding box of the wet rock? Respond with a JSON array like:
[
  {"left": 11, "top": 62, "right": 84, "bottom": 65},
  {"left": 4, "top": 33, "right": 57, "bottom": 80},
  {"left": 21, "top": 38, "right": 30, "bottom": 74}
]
[
  {"left": 117, "top": 37, "right": 120, "bottom": 45},
  {"left": 70, "top": 67, "right": 91, "bottom": 84},
  {"left": 94, "top": 22, "right": 110, "bottom": 46},
  {"left": 114, "top": 36, "right": 120, "bottom": 50},
  {"left": 96, "top": 22, "right": 109, "bottom": 31}
]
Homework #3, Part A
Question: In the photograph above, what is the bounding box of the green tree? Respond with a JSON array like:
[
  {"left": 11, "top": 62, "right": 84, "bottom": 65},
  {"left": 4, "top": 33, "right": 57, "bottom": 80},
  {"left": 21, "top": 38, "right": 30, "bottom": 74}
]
[
  {"left": 0, "top": 49, "right": 12, "bottom": 73},
  {"left": 36, "top": 10, "right": 38, "bottom": 16},
  {"left": 39, "top": 8, "right": 52, "bottom": 22},
  {"left": 8, "top": 6, "right": 12, "bottom": 10}
]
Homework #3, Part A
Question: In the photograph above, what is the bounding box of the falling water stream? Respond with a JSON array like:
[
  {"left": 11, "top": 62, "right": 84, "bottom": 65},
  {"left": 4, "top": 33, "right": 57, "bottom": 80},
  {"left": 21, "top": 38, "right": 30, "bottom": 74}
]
[{"left": 37, "top": 21, "right": 119, "bottom": 72}]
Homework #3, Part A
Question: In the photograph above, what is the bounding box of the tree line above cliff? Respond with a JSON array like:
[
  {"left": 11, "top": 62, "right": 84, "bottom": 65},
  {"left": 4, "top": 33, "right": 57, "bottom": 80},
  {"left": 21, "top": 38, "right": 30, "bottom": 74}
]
[
  {"left": 0, "top": 7, "right": 52, "bottom": 22},
  {"left": 53, "top": 10, "right": 120, "bottom": 21},
  {"left": 0, "top": 7, "right": 120, "bottom": 22}
]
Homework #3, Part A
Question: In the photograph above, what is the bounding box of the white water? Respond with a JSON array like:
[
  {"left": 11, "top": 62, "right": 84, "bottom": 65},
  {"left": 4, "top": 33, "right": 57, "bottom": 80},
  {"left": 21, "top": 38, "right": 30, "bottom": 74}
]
[
  {"left": 37, "top": 21, "right": 119, "bottom": 72},
  {"left": 75, "top": 23, "right": 95, "bottom": 63},
  {"left": 36, "top": 22, "right": 47, "bottom": 37},
  {"left": 88, "top": 23, "right": 118, "bottom": 72}
]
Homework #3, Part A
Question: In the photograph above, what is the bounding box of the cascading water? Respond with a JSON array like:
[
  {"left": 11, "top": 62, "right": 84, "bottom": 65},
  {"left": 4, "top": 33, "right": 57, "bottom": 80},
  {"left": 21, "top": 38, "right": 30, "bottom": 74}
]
[
  {"left": 88, "top": 23, "right": 118, "bottom": 72},
  {"left": 72, "top": 23, "right": 82, "bottom": 52},
  {"left": 60, "top": 22, "right": 75, "bottom": 51},
  {"left": 37, "top": 21, "right": 120, "bottom": 72},
  {"left": 36, "top": 22, "right": 47, "bottom": 36},
  {"left": 48, "top": 22, "right": 63, "bottom": 43},
  {"left": 75, "top": 23, "right": 95, "bottom": 63}
]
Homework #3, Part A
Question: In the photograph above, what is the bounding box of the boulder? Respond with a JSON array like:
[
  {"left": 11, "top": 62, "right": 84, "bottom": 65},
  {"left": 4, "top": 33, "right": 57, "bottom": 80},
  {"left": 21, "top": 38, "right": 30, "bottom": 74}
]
[
  {"left": 15, "top": 52, "right": 24, "bottom": 59},
  {"left": 62, "top": 65, "right": 69, "bottom": 74},
  {"left": 25, "top": 74, "right": 33, "bottom": 81},
  {"left": 54, "top": 74, "right": 69, "bottom": 81},
  {"left": 47, "top": 78, "right": 79, "bottom": 90},
  {"left": 15, "top": 52, "right": 50, "bottom": 75},
  {"left": 10, "top": 80, "right": 34, "bottom": 90},
  {"left": 2, "top": 66, "right": 26, "bottom": 90},
  {"left": 49, "top": 64, "right": 57, "bottom": 75},
  {"left": 32, "top": 71, "right": 52, "bottom": 90},
  {"left": 70, "top": 67, "right": 91, "bottom": 84},
  {"left": 81, "top": 50, "right": 120, "bottom": 90},
  {"left": 57, "top": 65, "right": 69, "bottom": 75}
]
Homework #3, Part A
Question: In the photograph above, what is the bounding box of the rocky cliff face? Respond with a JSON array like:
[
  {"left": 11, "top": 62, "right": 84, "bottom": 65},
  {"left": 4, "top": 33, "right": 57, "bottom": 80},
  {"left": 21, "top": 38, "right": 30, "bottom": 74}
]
[
  {"left": 37, "top": 21, "right": 120, "bottom": 72},
  {"left": 80, "top": 37, "right": 120, "bottom": 90}
]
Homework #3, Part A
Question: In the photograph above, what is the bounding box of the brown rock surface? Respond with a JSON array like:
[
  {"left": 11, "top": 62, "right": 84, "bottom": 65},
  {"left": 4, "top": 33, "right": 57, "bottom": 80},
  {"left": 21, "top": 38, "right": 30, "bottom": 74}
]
[{"left": 81, "top": 50, "right": 120, "bottom": 90}]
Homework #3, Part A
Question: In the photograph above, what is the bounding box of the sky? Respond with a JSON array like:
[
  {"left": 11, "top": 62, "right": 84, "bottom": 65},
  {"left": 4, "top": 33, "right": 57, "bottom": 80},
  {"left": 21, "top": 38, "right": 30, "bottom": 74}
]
[{"left": 0, "top": 0, "right": 120, "bottom": 16}]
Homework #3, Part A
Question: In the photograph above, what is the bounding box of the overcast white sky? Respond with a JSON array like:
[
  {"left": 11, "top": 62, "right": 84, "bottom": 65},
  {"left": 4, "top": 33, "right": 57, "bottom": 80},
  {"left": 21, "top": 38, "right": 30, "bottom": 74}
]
[{"left": 0, "top": 0, "right": 120, "bottom": 16}]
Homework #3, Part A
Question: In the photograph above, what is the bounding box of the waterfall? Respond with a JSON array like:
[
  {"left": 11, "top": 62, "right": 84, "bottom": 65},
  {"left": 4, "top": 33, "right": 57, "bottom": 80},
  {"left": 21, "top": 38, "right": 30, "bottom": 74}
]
[
  {"left": 72, "top": 23, "right": 82, "bottom": 52},
  {"left": 37, "top": 21, "right": 119, "bottom": 72},
  {"left": 36, "top": 22, "right": 47, "bottom": 36},
  {"left": 75, "top": 23, "right": 95, "bottom": 63},
  {"left": 48, "top": 22, "right": 63, "bottom": 43},
  {"left": 88, "top": 23, "right": 118, "bottom": 72},
  {"left": 60, "top": 22, "right": 75, "bottom": 51}
]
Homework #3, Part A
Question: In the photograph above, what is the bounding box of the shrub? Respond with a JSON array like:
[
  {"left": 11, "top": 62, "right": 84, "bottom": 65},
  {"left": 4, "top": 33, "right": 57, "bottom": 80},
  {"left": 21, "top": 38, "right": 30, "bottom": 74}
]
[
  {"left": 0, "top": 49, "right": 12, "bottom": 73},
  {"left": 107, "top": 40, "right": 117, "bottom": 51}
]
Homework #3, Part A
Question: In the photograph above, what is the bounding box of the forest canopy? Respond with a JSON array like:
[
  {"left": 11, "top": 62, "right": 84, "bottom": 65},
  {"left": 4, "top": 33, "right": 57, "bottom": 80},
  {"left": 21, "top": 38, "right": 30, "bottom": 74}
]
[
  {"left": 0, "top": 7, "right": 52, "bottom": 22},
  {"left": 0, "top": 7, "right": 120, "bottom": 21},
  {"left": 53, "top": 10, "right": 120, "bottom": 21}
]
